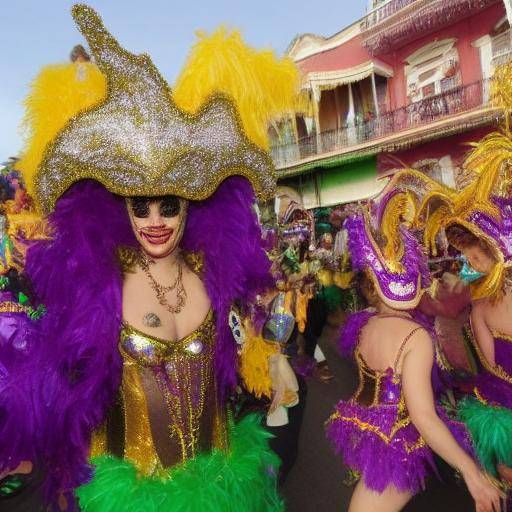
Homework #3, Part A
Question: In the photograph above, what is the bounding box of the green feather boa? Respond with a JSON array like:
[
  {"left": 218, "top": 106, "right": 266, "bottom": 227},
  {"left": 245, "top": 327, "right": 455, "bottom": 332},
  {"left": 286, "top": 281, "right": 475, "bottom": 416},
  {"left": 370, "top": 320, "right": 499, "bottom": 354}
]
[
  {"left": 458, "top": 397, "right": 512, "bottom": 476},
  {"left": 77, "top": 414, "right": 283, "bottom": 511}
]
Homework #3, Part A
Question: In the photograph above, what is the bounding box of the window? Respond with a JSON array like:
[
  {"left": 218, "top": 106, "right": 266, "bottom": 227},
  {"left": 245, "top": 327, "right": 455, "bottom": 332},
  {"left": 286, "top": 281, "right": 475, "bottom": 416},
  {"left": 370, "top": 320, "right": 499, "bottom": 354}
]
[
  {"left": 491, "top": 24, "right": 512, "bottom": 68},
  {"left": 405, "top": 39, "right": 461, "bottom": 103}
]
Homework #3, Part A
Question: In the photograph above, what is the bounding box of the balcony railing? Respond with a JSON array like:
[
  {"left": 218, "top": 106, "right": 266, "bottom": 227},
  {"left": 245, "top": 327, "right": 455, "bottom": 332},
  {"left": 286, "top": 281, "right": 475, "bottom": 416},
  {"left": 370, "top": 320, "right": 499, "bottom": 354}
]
[
  {"left": 361, "top": 0, "right": 417, "bottom": 31},
  {"left": 271, "top": 79, "right": 491, "bottom": 169}
]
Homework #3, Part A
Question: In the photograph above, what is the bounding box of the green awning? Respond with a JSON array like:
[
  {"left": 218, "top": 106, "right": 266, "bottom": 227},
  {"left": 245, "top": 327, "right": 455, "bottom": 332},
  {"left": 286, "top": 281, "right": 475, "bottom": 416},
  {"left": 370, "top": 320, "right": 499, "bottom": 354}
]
[{"left": 278, "top": 156, "right": 386, "bottom": 208}]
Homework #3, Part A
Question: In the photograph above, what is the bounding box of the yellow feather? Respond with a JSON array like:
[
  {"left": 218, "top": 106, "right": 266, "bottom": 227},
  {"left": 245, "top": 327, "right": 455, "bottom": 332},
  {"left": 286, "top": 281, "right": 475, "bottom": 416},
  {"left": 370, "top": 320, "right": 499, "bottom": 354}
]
[
  {"left": 471, "top": 262, "right": 506, "bottom": 303},
  {"left": 491, "top": 62, "right": 512, "bottom": 113},
  {"left": 15, "top": 62, "right": 106, "bottom": 199},
  {"left": 173, "top": 27, "right": 301, "bottom": 150},
  {"left": 239, "top": 329, "right": 280, "bottom": 400},
  {"left": 380, "top": 192, "right": 409, "bottom": 263}
]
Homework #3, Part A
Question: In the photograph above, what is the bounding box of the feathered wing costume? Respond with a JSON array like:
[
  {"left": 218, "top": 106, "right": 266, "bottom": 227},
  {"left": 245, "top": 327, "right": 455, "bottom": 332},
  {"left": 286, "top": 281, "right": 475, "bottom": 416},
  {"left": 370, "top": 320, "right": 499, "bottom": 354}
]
[
  {"left": 325, "top": 192, "right": 471, "bottom": 494},
  {"left": 1, "top": 4, "right": 300, "bottom": 510}
]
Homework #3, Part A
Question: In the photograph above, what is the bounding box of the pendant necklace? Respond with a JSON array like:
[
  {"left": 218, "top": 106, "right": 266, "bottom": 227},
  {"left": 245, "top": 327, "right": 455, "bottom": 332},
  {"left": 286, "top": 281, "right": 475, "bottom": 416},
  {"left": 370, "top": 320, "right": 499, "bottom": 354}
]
[{"left": 139, "top": 253, "right": 187, "bottom": 315}]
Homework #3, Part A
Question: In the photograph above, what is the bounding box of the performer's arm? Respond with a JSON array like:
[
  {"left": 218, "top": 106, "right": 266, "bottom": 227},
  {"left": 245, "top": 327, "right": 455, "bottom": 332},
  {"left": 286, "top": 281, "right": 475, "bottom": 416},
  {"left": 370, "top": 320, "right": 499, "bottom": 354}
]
[{"left": 402, "top": 331, "right": 502, "bottom": 511}]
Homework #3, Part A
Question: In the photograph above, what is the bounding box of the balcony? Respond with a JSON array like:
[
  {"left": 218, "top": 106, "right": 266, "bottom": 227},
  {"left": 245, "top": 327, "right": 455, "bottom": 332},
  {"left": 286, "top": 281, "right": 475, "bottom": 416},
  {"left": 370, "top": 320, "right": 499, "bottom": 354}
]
[
  {"left": 361, "top": 0, "right": 417, "bottom": 31},
  {"left": 271, "top": 79, "right": 493, "bottom": 170},
  {"left": 360, "top": 0, "right": 500, "bottom": 56}
]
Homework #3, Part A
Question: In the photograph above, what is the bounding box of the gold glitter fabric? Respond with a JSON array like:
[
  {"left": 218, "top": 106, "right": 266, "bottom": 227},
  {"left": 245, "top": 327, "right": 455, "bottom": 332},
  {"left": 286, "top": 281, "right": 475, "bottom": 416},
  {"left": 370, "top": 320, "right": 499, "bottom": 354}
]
[
  {"left": 35, "top": 4, "right": 276, "bottom": 213},
  {"left": 116, "top": 309, "right": 225, "bottom": 473}
]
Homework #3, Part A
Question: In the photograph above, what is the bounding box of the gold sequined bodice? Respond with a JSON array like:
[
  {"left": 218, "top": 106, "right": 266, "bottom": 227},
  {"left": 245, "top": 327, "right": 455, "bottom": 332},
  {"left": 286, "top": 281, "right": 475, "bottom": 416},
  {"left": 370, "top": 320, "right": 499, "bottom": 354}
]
[{"left": 92, "top": 310, "right": 227, "bottom": 475}]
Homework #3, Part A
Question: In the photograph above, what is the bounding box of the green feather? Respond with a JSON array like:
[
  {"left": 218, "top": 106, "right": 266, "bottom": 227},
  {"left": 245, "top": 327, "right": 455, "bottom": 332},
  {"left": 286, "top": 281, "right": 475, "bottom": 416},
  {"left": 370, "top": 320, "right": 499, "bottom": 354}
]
[
  {"left": 77, "top": 414, "right": 283, "bottom": 512},
  {"left": 458, "top": 397, "right": 512, "bottom": 475}
]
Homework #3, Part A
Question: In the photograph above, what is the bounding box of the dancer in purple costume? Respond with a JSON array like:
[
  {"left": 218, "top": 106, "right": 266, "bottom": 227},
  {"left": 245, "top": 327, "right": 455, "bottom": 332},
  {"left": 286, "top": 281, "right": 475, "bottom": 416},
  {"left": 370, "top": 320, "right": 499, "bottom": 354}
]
[
  {"left": 326, "top": 192, "right": 501, "bottom": 512},
  {"left": 440, "top": 201, "right": 512, "bottom": 485}
]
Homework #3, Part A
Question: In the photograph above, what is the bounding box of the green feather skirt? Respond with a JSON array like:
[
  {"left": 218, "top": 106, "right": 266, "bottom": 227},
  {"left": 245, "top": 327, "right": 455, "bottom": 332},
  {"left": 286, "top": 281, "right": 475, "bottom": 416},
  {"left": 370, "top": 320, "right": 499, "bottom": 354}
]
[
  {"left": 458, "top": 397, "right": 512, "bottom": 476},
  {"left": 76, "top": 414, "right": 283, "bottom": 511}
]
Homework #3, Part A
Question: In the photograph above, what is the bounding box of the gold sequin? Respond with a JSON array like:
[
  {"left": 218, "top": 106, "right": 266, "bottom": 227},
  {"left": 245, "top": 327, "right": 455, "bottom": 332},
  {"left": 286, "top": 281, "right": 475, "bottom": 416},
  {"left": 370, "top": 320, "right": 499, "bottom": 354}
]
[
  {"left": 119, "top": 310, "right": 218, "bottom": 470},
  {"left": 121, "top": 353, "right": 161, "bottom": 475},
  {"left": 34, "top": 5, "right": 276, "bottom": 213},
  {"left": 327, "top": 412, "right": 425, "bottom": 453}
]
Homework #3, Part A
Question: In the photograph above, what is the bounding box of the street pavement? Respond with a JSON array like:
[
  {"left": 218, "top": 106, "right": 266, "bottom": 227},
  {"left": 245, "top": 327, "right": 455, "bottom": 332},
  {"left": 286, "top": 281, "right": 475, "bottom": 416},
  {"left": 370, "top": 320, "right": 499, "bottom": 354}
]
[{"left": 281, "top": 322, "right": 474, "bottom": 512}]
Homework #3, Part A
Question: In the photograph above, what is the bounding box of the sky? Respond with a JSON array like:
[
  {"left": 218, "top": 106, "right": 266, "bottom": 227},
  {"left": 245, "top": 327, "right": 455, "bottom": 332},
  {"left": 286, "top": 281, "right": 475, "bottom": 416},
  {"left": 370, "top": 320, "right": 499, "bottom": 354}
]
[{"left": 0, "top": 0, "right": 368, "bottom": 159}]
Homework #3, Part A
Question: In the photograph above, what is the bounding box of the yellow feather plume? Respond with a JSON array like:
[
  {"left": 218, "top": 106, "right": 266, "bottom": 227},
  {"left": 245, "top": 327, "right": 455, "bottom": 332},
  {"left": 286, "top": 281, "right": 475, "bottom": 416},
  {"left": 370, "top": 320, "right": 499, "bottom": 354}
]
[
  {"left": 491, "top": 62, "right": 512, "bottom": 113},
  {"left": 173, "top": 27, "right": 301, "bottom": 150},
  {"left": 15, "top": 62, "right": 106, "bottom": 198},
  {"left": 239, "top": 327, "right": 280, "bottom": 400},
  {"left": 380, "top": 192, "right": 409, "bottom": 264},
  {"left": 461, "top": 130, "right": 512, "bottom": 216}
]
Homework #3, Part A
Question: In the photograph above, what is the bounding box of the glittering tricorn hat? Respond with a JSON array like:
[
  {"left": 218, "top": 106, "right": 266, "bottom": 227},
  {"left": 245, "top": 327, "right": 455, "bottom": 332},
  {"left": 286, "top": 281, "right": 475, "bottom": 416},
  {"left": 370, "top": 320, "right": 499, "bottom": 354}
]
[
  {"left": 345, "top": 189, "right": 430, "bottom": 309},
  {"left": 20, "top": 4, "right": 300, "bottom": 212}
]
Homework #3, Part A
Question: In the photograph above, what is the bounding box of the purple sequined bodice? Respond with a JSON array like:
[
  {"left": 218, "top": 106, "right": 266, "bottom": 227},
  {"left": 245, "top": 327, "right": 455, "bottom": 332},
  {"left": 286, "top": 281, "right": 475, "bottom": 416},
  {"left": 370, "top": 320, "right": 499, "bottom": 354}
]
[
  {"left": 472, "top": 332, "right": 512, "bottom": 409},
  {"left": 326, "top": 318, "right": 472, "bottom": 494},
  {"left": 494, "top": 334, "right": 512, "bottom": 375}
]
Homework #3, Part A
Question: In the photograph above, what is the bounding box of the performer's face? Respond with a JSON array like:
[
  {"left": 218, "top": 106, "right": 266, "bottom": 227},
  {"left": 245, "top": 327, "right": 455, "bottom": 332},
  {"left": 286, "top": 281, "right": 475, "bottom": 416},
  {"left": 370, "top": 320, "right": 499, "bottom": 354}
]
[
  {"left": 126, "top": 196, "right": 187, "bottom": 259},
  {"left": 462, "top": 245, "right": 495, "bottom": 274}
]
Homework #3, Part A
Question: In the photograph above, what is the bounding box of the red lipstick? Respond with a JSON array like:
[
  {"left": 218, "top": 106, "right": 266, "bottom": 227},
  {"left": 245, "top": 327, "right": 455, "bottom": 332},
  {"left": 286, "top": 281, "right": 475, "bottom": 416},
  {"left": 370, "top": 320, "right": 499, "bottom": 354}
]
[{"left": 139, "top": 227, "right": 173, "bottom": 245}]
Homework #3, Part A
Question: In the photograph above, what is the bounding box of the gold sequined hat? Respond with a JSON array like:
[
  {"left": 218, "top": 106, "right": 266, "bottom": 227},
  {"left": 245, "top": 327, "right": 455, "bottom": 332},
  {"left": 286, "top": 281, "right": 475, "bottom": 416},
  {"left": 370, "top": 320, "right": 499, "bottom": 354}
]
[{"left": 29, "top": 4, "right": 285, "bottom": 212}]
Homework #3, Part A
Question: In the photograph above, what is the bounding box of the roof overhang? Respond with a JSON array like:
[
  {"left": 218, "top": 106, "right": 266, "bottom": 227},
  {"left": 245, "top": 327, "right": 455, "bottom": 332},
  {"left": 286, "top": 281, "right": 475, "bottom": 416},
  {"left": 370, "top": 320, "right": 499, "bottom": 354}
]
[{"left": 304, "top": 60, "right": 394, "bottom": 101}]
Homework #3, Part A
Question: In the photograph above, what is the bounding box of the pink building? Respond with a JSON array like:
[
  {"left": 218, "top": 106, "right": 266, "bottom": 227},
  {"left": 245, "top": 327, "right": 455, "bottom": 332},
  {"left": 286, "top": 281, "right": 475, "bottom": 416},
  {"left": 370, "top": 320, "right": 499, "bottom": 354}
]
[{"left": 274, "top": 0, "right": 510, "bottom": 208}]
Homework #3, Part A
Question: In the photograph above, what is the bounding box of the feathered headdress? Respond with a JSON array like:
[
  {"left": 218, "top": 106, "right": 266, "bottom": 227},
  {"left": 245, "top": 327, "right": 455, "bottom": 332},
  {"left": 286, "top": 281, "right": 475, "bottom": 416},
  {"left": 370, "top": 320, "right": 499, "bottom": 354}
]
[
  {"left": 346, "top": 183, "right": 430, "bottom": 310},
  {"left": 407, "top": 63, "right": 512, "bottom": 302},
  {"left": 16, "top": 4, "right": 300, "bottom": 212}
]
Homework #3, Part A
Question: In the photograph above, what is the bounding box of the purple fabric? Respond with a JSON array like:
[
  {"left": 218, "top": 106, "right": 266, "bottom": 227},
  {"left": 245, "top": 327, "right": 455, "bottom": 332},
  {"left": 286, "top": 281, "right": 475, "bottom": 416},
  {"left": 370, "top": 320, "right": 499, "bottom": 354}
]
[
  {"left": 326, "top": 400, "right": 436, "bottom": 494},
  {"left": 338, "top": 310, "right": 375, "bottom": 358},
  {"left": 0, "top": 176, "right": 272, "bottom": 503},
  {"left": 291, "top": 354, "right": 316, "bottom": 378},
  {"left": 23, "top": 181, "right": 134, "bottom": 499},
  {"left": 181, "top": 177, "right": 273, "bottom": 396},
  {"left": 473, "top": 336, "right": 512, "bottom": 409},
  {"left": 467, "top": 197, "right": 512, "bottom": 261},
  {"left": 345, "top": 214, "right": 428, "bottom": 307},
  {"left": 326, "top": 382, "right": 472, "bottom": 494},
  {"left": 0, "top": 309, "right": 40, "bottom": 473},
  {"left": 328, "top": 310, "right": 473, "bottom": 494}
]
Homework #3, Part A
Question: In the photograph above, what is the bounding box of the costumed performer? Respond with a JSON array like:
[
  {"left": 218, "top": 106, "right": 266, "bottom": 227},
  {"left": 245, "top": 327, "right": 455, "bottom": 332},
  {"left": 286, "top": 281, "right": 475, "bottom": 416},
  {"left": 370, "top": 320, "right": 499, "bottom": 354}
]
[
  {"left": 418, "top": 116, "right": 512, "bottom": 488},
  {"left": 0, "top": 4, "right": 300, "bottom": 511},
  {"left": 325, "top": 189, "right": 501, "bottom": 512}
]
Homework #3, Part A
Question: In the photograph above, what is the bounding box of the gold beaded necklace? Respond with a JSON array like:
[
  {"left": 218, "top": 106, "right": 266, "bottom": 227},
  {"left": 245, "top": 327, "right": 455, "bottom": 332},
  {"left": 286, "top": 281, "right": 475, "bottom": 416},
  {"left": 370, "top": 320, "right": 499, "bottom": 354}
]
[{"left": 139, "top": 253, "right": 187, "bottom": 314}]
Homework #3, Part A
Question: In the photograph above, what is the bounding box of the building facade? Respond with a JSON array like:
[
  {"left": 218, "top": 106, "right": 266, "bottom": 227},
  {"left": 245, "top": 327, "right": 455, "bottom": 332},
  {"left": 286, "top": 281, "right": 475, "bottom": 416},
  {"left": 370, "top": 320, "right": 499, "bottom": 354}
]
[{"left": 273, "top": 0, "right": 510, "bottom": 208}]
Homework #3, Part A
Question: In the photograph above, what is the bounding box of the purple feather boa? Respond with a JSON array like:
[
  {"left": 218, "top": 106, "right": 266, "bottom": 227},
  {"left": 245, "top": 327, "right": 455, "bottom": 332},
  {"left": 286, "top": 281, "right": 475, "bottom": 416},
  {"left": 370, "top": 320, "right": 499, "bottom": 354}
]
[
  {"left": 0, "top": 177, "right": 272, "bottom": 502},
  {"left": 338, "top": 310, "right": 375, "bottom": 358},
  {"left": 181, "top": 177, "right": 274, "bottom": 395},
  {"left": 24, "top": 181, "right": 134, "bottom": 499}
]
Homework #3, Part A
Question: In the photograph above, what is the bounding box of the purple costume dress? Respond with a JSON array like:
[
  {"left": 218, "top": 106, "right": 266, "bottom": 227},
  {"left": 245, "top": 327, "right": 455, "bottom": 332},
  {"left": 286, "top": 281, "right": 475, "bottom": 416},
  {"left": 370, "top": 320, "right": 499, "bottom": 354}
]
[
  {"left": 327, "top": 311, "right": 472, "bottom": 494},
  {"left": 472, "top": 331, "right": 512, "bottom": 409},
  {"left": 458, "top": 330, "right": 512, "bottom": 476}
]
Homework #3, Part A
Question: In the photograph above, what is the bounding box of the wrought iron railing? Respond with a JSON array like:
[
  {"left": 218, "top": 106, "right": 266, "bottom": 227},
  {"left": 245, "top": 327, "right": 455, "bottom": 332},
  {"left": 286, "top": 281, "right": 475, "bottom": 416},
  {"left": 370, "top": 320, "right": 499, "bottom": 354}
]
[
  {"left": 271, "top": 78, "right": 491, "bottom": 169},
  {"left": 361, "top": 0, "right": 417, "bottom": 31}
]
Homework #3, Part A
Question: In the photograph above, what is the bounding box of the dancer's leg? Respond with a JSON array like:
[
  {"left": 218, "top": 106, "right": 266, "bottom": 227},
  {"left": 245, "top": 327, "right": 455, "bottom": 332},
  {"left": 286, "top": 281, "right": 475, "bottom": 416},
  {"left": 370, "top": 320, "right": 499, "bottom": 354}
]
[{"left": 348, "top": 480, "right": 412, "bottom": 512}]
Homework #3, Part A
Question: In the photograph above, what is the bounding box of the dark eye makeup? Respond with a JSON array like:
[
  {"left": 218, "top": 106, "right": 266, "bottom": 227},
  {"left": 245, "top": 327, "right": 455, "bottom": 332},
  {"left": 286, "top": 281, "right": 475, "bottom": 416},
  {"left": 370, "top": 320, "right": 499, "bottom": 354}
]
[
  {"left": 160, "top": 196, "right": 181, "bottom": 217},
  {"left": 129, "top": 196, "right": 181, "bottom": 218}
]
